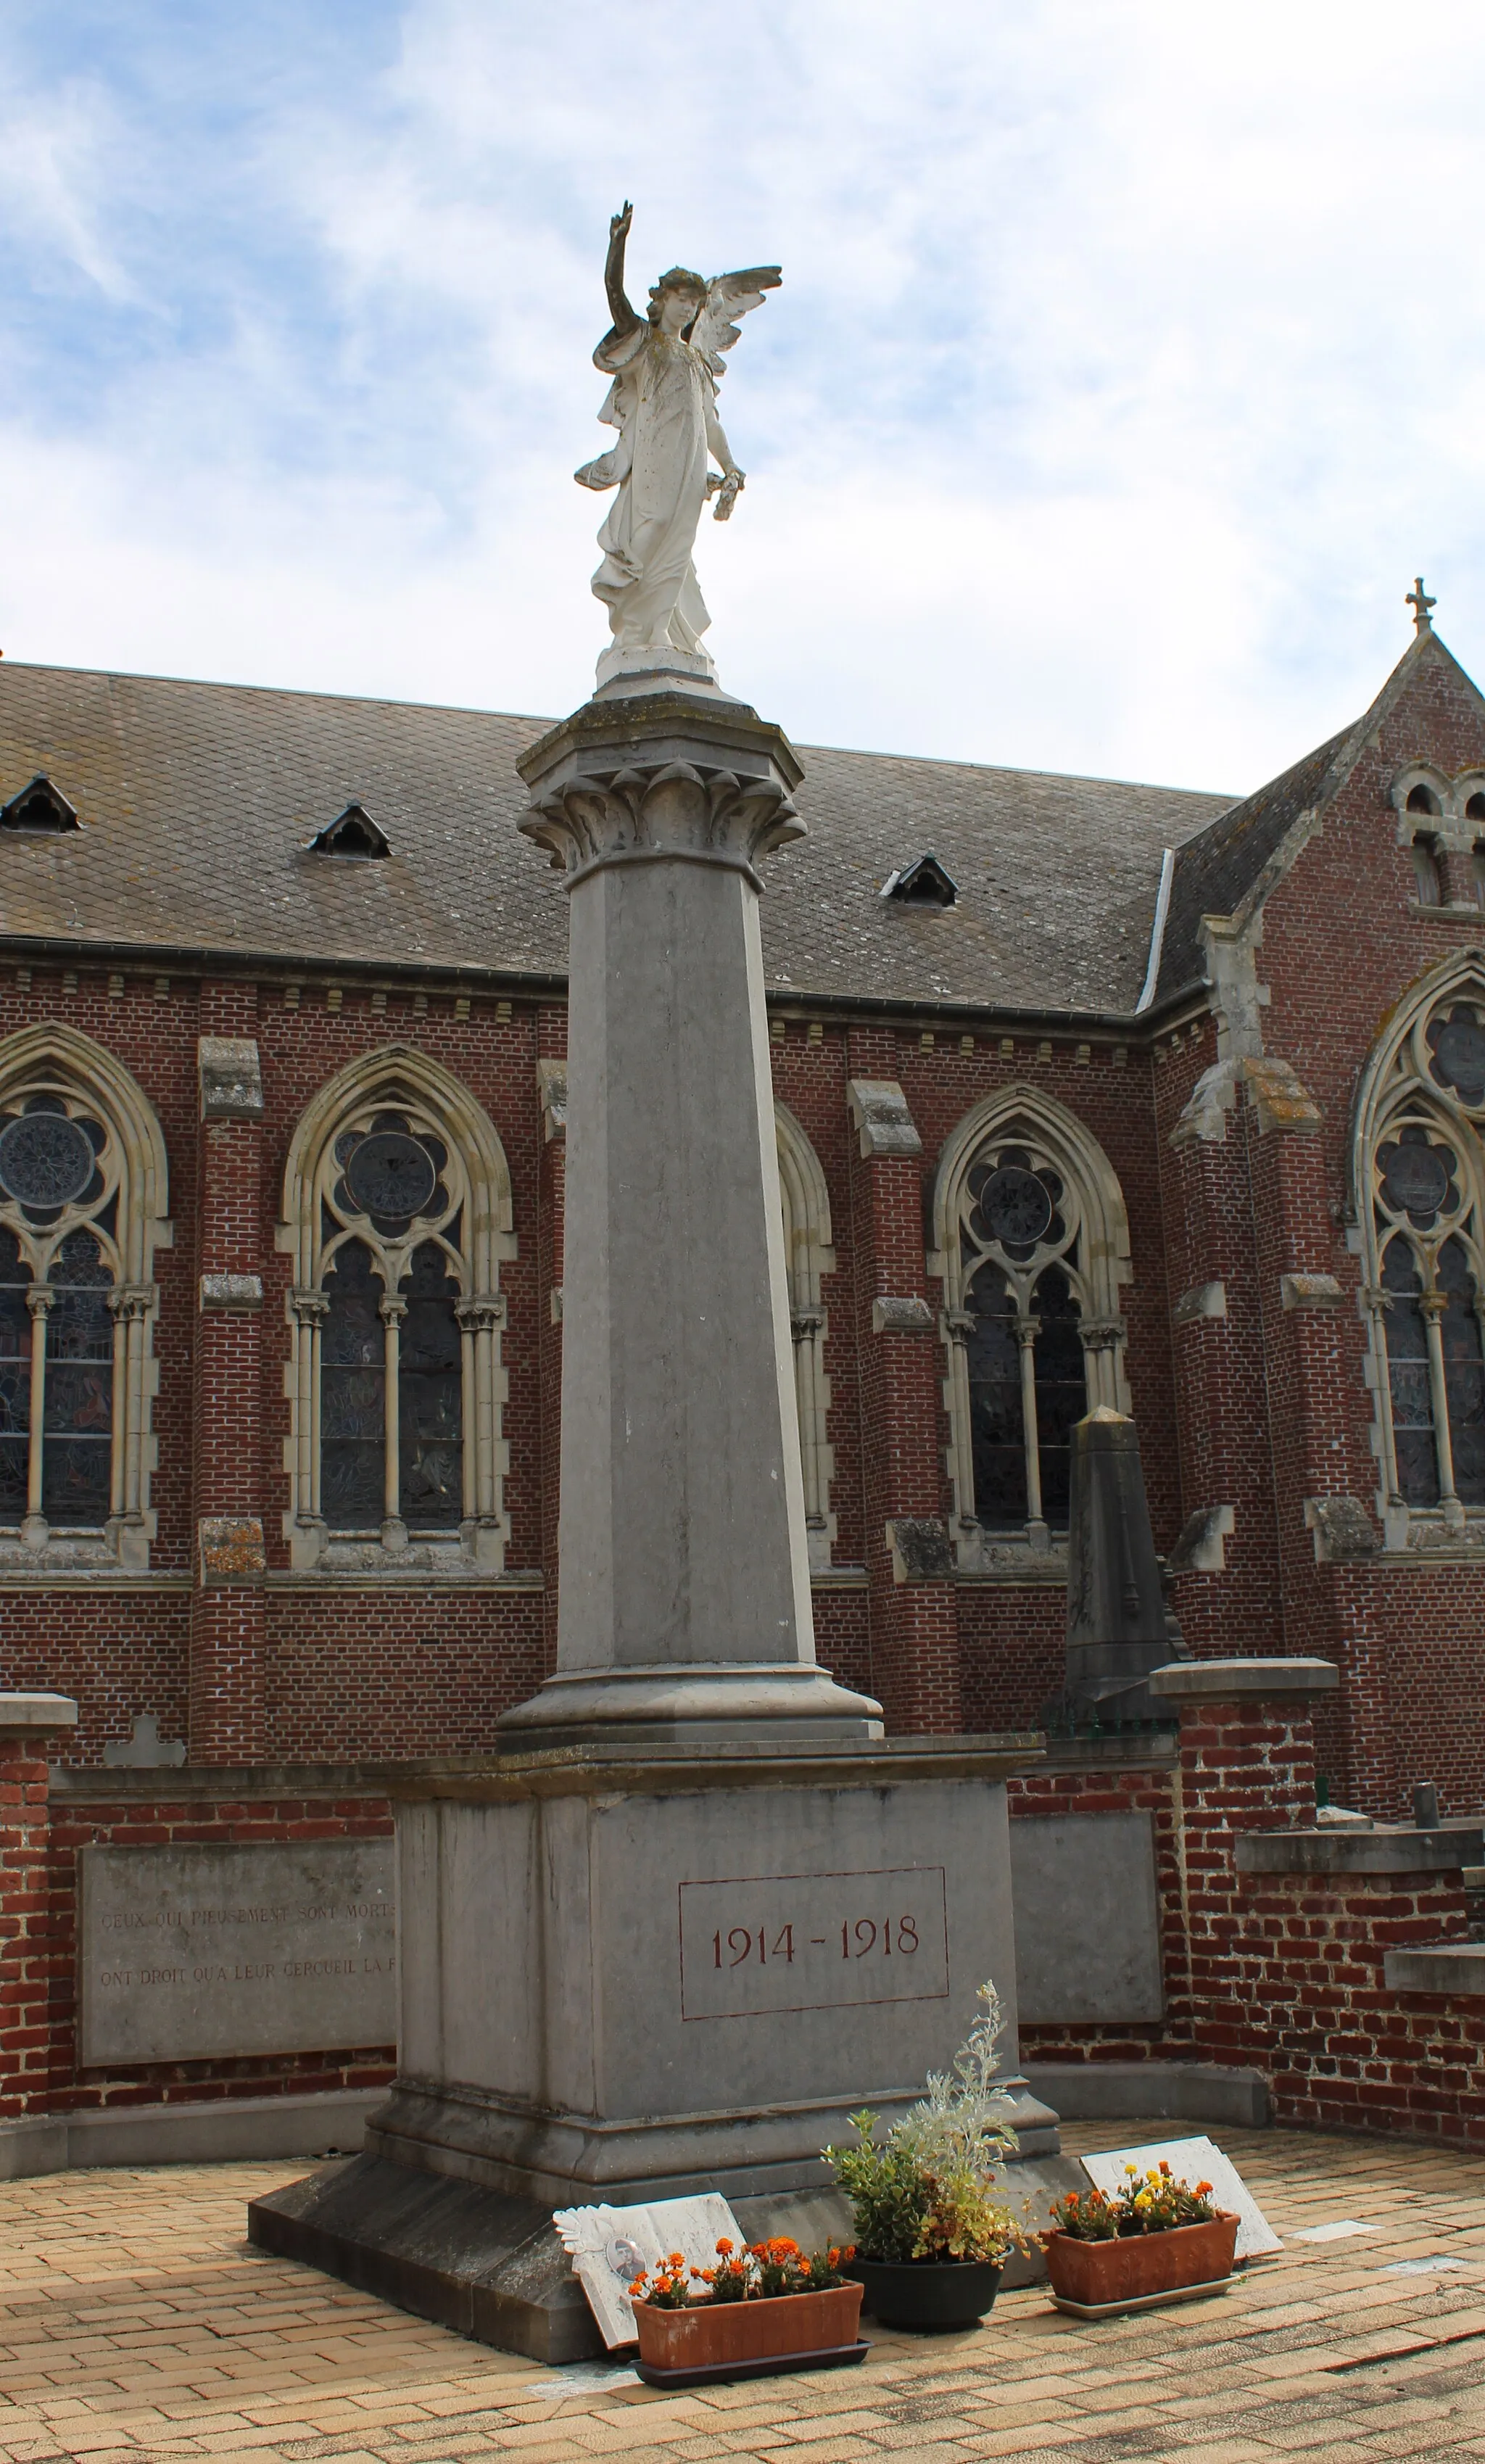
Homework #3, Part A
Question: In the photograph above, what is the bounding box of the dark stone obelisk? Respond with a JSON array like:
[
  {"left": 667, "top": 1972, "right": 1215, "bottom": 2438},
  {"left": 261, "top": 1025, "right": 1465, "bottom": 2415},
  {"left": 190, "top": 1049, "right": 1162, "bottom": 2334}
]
[{"left": 1049, "top": 1406, "right": 1191, "bottom": 1730}]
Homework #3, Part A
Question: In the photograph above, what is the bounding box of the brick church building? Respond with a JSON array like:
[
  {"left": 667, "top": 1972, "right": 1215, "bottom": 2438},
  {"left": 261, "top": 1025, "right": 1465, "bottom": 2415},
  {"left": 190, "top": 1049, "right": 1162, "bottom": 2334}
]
[{"left": 1, "top": 604, "right": 1484, "bottom": 1822}]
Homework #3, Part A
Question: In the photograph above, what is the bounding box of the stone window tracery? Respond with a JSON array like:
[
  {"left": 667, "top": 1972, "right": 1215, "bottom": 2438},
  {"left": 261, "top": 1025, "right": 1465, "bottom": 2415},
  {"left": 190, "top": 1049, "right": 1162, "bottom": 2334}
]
[
  {"left": 0, "top": 1027, "right": 169, "bottom": 1567},
  {"left": 1356, "top": 962, "right": 1485, "bottom": 1536},
  {"left": 775, "top": 1103, "right": 836, "bottom": 1570},
  {"left": 931, "top": 1093, "right": 1130, "bottom": 1569},
  {"left": 280, "top": 1053, "right": 514, "bottom": 1571}
]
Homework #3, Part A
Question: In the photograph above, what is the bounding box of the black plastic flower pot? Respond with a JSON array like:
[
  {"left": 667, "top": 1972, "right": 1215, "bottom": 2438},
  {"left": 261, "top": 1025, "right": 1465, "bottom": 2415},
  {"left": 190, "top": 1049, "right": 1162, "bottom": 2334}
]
[{"left": 847, "top": 2255, "right": 1003, "bottom": 2332}]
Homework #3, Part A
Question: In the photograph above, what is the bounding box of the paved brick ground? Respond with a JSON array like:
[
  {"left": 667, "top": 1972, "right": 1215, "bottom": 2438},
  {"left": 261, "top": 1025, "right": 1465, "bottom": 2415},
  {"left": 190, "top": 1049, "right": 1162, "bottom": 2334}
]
[{"left": 0, "top": 2121, "right": 1481, "bottom": 2461}]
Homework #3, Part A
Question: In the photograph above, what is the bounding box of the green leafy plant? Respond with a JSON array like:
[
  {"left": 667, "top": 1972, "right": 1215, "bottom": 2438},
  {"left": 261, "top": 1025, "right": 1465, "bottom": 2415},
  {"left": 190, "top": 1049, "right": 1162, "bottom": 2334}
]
[{"left": 822, "top": 1979, "right": 1033, "bottom": 2267}]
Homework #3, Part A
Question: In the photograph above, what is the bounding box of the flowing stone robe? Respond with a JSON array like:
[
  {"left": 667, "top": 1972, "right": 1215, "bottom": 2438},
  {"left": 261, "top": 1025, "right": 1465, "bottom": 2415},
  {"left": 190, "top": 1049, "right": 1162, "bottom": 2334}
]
[{"left": 579, "top": 326, "right": 716, "bottom": 655}]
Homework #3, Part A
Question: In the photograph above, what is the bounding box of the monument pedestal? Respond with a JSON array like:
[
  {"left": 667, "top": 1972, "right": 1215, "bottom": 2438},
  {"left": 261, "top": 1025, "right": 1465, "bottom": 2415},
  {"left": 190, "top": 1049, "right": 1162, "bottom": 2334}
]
[{"left": 250, "top": 1734, "right": 1070, "bottom": 2357}]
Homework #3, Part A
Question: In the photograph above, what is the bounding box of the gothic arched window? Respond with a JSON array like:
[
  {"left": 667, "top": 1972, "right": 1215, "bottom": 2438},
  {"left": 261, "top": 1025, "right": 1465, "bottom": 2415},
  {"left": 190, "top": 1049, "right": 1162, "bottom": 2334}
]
[
  {"left": 0, "top": 1030, "right": 168, "bottom": 1566},
  {"left": 281, "top": 1053, "right": 514, "bottom": 1571},
  {"left": 775, "top": 1103, "right": 836, "bottom": 1570},
  {"left": 931, "top": 1094, "right": 1131, "bottom": 1566},
  {"left": 1357, "top": 966, "right": 1485, "bottom": 1534}
]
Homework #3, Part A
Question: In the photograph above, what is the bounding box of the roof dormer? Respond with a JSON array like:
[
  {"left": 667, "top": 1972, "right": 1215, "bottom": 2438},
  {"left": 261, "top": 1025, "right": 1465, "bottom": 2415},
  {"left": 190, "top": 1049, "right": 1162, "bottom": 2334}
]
[
  {"left": 0, "top": 774, "right": 79, "bottom": 835},
  {"left": 880, "top": 853, "right": 958, "bottom": 909},
  {"left": 308, "top": 802, "right": 389, "bottom": 859}
]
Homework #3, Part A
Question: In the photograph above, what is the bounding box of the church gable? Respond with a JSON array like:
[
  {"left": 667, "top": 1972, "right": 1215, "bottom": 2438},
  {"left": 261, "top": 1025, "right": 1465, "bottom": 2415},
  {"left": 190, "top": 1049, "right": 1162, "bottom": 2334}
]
[{"left": 1157, "top": 622, "right": 1485, "bottom": 1014}]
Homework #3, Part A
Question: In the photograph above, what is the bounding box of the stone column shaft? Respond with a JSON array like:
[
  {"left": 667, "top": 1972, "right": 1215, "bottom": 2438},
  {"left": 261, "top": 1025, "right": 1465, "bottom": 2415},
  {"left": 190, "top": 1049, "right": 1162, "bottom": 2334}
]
[{"left": 500, "top": 692, "right": 879, "bottom": 1745}]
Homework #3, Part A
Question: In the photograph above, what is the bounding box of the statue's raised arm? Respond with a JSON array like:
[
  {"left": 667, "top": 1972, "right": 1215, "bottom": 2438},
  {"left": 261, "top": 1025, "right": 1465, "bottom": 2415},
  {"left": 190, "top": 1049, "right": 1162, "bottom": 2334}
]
[
  {"left": 575, "top": 207, "right": 782, "bottom": 686},
  {"left": 601, "top": 201, "right": 642, "bottom": 347}
]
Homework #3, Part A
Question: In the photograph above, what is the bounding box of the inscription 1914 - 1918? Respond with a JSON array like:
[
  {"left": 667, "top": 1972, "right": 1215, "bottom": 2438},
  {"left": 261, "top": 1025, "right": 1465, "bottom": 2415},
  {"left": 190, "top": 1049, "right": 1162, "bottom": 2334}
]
[{"left": 677, "top": 1866, "right": 950, "bottom": 2022}]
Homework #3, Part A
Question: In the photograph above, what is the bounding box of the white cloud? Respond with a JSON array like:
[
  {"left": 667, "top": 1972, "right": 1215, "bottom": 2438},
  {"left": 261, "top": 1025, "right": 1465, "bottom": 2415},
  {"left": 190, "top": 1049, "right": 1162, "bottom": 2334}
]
[{"left": 3, "top": 0, "right": 1485, "bottom": 790}]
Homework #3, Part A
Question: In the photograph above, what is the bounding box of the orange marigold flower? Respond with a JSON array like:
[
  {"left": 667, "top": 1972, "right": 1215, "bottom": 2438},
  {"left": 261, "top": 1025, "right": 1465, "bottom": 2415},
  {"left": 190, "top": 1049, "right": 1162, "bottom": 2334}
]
[{"left": 716, "top": 2238, "right": 734, "bottom": 2256}]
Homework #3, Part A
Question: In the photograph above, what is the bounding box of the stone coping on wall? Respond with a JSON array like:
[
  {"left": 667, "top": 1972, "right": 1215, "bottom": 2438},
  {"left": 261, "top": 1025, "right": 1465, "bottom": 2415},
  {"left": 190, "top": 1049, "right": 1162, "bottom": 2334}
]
[
  {"left": 51, "top": 1758, "right": 476, "bottom": 1801},
  {"left": 1236, "top": 1826, "right": 1485, "bottom": 1876},
  {"left": 1383, "top": 1943, "right": 1485, "bottom": 1994},
  {"left": 49, "top": 1734, "right": 1047, "bottom": 1801},
  {"left": 1036, "top": 1732, "right": 1178, "bottom": 1771},
  {"left": 383, "top": 1732, "right": 1047, "bottom": 1803},
  {"left": 0, "top": 1694, "right": 78, "bottom": 1734},
  {"left": 1149, "top": 1656, "right": 1339, "bottom": 1699}
]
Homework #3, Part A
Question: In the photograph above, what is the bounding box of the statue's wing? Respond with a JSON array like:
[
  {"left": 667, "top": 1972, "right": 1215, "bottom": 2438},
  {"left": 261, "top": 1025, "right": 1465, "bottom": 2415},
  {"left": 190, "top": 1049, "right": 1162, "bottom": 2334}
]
[{"left": 692, "top": 267, "right": 781, "bottom": 377}]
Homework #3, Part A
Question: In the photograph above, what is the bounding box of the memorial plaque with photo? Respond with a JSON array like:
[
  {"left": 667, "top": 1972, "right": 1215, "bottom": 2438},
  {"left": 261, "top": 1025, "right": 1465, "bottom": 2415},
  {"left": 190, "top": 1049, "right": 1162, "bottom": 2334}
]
[
  {"left": 678, "top": 1865, "right": 950, "bottom": 2021},
  {"left": 80, "top": 1840, "right": 397, "bottom": 2066}
]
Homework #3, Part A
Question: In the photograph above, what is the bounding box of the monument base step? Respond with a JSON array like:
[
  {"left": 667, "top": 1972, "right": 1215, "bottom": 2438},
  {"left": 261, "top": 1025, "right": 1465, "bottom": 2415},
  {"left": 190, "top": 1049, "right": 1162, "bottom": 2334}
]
[
  {"left": 248, "top": 2146, "right": 1091, "bottom": 2359},
  {"left": 248, "top": 2155, "right": 603, "bottom": 2362}
]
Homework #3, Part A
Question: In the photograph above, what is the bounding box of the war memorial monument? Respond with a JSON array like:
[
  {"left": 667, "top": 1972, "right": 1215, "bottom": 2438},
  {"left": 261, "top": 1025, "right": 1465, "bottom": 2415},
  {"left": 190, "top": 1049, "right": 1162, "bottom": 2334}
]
[{"left": 250, "top": 207, "right": 1069, "bottom": 2358}]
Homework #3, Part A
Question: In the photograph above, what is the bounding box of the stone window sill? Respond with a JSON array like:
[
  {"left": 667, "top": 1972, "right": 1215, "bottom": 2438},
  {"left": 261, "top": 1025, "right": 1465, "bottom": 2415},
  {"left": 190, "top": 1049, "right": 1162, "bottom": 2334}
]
[
  {"left": 0, "top": 1568, "right": 189, "bottom": 1591},
  {"left": 265, "top": 1566, "right": 545, "bottom": 1591},
  {"left": 0, "top": 1528, "right": 152, "bottom": 1576}
]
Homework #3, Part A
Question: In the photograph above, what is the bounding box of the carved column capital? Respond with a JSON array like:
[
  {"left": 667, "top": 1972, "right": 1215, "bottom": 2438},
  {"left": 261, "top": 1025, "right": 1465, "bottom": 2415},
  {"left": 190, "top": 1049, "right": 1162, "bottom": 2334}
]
[
  {"left": 107, "top": 1283, "right": 155, "bottom": 1323},
  {"left": 378, "top": 1294, "right": 409, "bottom": 1327},
  {"left": 289, "top": 1286, "right": 330, "bottom": 1328},
  {"left": 25, "top": 1286, "right": 54, "bottom": 1320},
  {"left": 1418, "top": 1289, "right": 1451, "bottom": 1321},
  {"left": 1079, "top": 1315, "right": 1128, "bottom": 1354},
  {"left": 520, "top": 757, "right": 804, "bottom": 887},
  {"left": 455, "top": 1292, "right": 507, "bottom": 1334}
]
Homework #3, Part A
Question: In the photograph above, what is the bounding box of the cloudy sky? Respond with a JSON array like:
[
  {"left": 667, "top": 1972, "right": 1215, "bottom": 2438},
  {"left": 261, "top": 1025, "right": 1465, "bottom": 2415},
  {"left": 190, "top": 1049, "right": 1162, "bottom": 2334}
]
[{"left": 1, "top": 1, "right": 1483, "bottom": 793}]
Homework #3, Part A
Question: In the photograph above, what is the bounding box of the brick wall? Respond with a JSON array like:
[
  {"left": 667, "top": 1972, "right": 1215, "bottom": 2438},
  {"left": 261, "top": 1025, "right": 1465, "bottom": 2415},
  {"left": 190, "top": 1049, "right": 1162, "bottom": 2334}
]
[
  {"left": 0, "top": 1766, "right": 398, "bottom": 2121},
  {"left": 7, "top": 632, "right": 1485, "bottom": 1801}
]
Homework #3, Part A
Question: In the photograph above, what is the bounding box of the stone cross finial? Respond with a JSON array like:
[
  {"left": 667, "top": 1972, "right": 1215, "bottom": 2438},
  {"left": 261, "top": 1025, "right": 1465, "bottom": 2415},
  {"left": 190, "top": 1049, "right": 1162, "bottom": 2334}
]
[{"left": 1407, "top": 576, "right": 1437, "bottom": 635}]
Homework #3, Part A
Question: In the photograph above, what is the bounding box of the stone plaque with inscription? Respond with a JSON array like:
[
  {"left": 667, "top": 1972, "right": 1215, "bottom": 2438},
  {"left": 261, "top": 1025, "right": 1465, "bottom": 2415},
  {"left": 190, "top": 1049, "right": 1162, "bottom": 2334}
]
[
  {"left": 679, "top": 1867, "right": 949, "bottom": 2021},
  {"left": 80, "top": 1840, "right": 396, "bottom": 2066}
]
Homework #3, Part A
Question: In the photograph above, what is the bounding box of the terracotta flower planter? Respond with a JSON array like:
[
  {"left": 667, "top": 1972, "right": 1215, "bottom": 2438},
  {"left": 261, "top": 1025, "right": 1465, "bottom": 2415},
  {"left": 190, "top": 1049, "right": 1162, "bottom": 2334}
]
[
  {"left": 632, "top": 2281, "right": 864, "bottom": 2376},
  {"left": 1043, "top": 2212, "right": 1239, "bottom": 2309}
]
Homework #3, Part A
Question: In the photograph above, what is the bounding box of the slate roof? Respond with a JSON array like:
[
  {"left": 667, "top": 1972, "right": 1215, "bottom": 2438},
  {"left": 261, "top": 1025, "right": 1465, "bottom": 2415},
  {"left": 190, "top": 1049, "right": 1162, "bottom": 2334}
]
[
  {"left": 1153, "top": 726, "right": 1352, "bottom": 1003},
  {"left": 0, "top": 661, "right": 1235, "bottom": 1017}
]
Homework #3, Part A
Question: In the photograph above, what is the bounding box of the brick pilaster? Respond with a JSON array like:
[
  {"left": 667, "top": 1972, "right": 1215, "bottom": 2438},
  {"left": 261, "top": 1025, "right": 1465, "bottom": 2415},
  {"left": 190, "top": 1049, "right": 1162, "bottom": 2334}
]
[
  {"left": 846, "top": 1039, "right": 959, "bottom": 1735},
  {"left": 0, "top": 1700, "right": 75, "bottom": 2117},
  {"left": 189, "top": 985, "right": 267, "bottom": 1762},
  {"left": 1160, "top": 1104, "right": 1285, "bottom": 1655}
]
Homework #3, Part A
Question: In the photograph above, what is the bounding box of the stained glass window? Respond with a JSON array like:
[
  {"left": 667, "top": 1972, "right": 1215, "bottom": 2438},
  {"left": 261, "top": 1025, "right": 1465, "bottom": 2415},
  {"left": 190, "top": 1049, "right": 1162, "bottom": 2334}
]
[
  {"left": 1033, "top": 1268, "right": 1086, "bottom": 1529},
  {"left": 0, "top": 1231, "right": 31, "bottom": 1520},
  {"left": 1428, "top": 1008, "right": 1485, "bottom": 1107},
  {"left": 966, "top": 1261, "right": 1025, "bottom": 1528},
  {"left": 1439, "top": 1236, "right": 1485, "bottom": 1506},
  {"left": 1382, "top": 1236, "right": 1438, "bottom": 1507},
  {"left": 42, "top": 1229, "right": 113, "bottom": 1524},
  {"left": 397, "top": 1244, "right": 463, "bottom": 1529},
  {"left": 320, "top": 1241, "right": 386, "bottom": 1529},
  {"left": 964, "top": 1258, "right": 1088, "bottom": 1531}
]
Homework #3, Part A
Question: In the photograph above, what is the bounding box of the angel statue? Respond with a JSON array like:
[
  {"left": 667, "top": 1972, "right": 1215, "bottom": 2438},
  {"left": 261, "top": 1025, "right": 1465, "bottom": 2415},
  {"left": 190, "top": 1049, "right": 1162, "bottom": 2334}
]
[{"left": 575, "top": 202, "right": 780, "bottom": 669}]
